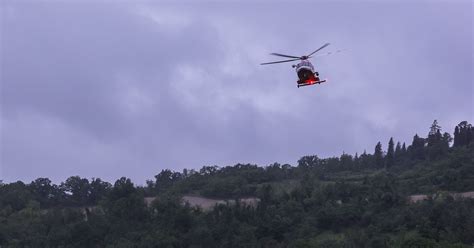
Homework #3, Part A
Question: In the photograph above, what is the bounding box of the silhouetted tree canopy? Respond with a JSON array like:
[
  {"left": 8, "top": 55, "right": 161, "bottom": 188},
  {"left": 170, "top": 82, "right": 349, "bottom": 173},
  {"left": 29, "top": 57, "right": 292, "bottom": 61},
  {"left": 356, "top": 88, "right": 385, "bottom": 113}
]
[{"left": 1, "top": 120, "right": 473, "bottom": 247}]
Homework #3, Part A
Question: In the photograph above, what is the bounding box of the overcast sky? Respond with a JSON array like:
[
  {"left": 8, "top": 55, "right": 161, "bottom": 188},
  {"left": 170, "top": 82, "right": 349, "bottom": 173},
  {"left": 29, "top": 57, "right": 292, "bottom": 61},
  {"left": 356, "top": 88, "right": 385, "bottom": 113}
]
[{"left": 1, "top": 1, "right": 472, "bottom": 184}]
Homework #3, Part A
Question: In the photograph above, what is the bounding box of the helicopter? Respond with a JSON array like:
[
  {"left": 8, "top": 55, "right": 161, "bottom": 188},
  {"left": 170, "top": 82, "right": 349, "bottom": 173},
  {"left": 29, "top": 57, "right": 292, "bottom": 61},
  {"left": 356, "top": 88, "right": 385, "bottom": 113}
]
[{"left": 261, "top": 43, "right": 331, "bottom": 88}]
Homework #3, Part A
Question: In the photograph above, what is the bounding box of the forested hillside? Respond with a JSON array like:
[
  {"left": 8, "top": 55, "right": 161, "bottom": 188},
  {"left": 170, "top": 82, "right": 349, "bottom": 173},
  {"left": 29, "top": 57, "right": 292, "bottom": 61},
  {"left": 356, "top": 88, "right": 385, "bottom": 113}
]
[{"left": 1, "top": 120, "right": 473, "bottom": 247}]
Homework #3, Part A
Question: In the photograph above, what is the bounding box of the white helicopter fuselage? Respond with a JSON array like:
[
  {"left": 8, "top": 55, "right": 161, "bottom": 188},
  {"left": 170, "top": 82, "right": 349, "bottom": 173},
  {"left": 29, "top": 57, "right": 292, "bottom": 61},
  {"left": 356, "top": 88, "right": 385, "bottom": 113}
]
[{"left": 294, "top": 60, "right": 315, "bottom": 74}]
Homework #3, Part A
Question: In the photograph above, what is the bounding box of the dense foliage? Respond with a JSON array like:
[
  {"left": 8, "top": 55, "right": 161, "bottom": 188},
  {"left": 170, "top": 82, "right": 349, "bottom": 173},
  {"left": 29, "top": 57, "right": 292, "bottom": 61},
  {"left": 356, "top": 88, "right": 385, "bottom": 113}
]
[{"left": 1, "top": 120, "right": 473, "bottom": 247}]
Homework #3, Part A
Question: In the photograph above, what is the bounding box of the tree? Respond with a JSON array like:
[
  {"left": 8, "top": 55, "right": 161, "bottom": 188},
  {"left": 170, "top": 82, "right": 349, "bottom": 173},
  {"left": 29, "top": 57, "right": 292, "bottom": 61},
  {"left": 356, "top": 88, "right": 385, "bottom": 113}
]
[
  {"left": 385, "top": 138, "right": 395, "bottom": 168},
  {"left": 454, "top": 126, "right": 460, "bottom": 147},
  {"left": 409, "top": 134, "right": 425, "bottom": 160},
  {"left": 402, "top": 142, "right": 407, "bottom": 153},
  {"left": 358, "top": 150, "right": 374, "bottom": 169},
  {"left": 89, "top": 178, "right": 111, "bottom": 204},
  {"left": 28, "top": 178, "right": 63, "bottom": 208},
  {"left": 394, "top": 142, "right": 401, "bottom": 157},
  {"left": 427, "top": 120, "right": 442, "bottom": 147},
  {"left": 199, "top": 166, "right": 219, "bottom": 175},
  {"left": 297, "top": 156, "right": 320, "bottom": 170},
  {"left": 441, "top": 132, "right": 453, "bottom": 148},
  {"left": 374, "top": 142, "right": 384, "bottom": 168},
  {"left": 104, "top": 177, "right": 147, "bottom": 221},
  {"left": 340, "top": 153, "right": 353, "bottom": 170},
  {"left": 110, "top": 177, "right": 135, "bottom": 200},
  {"left": 353, "top": 153, "right": 361, "bottom": 170},
  {"left": 155, "top": 169, "right": 183, "bottom": 192},
  {"left": 454, "top": 121, "right": 473, "bottom": 147},
  {"left": 0, "top": 181, "right": 33, "bottom": 211},
  {"left": 61, "top": 176, "right": 91, "bottom": 206}
]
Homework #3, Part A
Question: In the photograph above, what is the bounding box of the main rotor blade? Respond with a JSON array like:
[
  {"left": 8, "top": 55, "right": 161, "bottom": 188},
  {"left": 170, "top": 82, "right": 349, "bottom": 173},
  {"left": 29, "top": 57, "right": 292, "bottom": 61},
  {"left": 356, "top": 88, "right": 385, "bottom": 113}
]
[
  {"left": 307, "top": 42, "right": 330, "bottom": 57},
  {"left": 270, "top": 53, "right": 300, "bottom": 59},
  {"left": 310, "top": 49, "right": 344, "bottom": 58},
  {"left": 260, "top": 58, "right": 300, "bottom": 65}
]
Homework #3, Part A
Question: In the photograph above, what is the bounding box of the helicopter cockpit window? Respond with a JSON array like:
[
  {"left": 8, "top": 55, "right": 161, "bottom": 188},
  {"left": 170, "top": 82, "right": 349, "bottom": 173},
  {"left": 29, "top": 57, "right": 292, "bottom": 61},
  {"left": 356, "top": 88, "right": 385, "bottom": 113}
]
[
  {"left": 300, "top": 61, "right": 314, "bottom": 70},
  {"left": 296, "top": 61, "right": 314, "bottom": 71}
]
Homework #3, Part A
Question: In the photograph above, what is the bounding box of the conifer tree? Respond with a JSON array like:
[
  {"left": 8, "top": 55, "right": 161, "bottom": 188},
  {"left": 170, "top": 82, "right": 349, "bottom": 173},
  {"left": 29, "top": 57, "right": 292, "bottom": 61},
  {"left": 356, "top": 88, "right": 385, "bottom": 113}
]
[
  {"left": 427, "top": 120, "right": 442, "bottom": 146},
  {"left": 353, "top": 153, "right": 360, "bottom": 170},
  {"left": 409, "top": 134, "right": 425, "bottom": 160},
  {"left": 386, "top": 138, "right": 395, "bottom": 168},
  {"left": 429, "top": 120, "right": 441, "bottom": 136},
  {"left": 454, "top": 126, "right": 460, "bottom": 147},
  {"left": 374, "top": 142, "right": 384, "bottom": 168},
  {"left": 395, "top": 142, "right": 402, "bottom": 157}
]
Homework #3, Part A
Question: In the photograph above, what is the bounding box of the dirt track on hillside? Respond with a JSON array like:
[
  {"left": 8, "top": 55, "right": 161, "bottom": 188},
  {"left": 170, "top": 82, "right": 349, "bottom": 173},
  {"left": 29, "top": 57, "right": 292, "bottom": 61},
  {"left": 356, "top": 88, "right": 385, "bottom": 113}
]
[
  {"left": 144, "top": 196, "right": 260, "bottom": 211},
  {"left": 145, "top": 191, "right": 474, "bottom": 209},
  {"left": 408, "top": 191, "right": 474, "bottom": 203}
]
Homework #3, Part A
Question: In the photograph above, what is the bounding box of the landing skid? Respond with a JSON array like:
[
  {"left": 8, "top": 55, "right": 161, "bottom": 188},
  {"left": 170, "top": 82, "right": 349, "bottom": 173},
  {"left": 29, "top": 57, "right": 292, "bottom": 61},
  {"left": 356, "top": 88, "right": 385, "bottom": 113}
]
[{"left": 297, "top": 79, "right": 327, "bottom": 88}]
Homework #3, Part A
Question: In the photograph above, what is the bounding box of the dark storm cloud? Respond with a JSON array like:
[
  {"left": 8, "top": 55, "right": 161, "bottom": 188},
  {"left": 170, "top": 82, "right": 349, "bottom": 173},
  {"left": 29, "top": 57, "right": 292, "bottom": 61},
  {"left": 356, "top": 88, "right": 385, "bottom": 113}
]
[{"left": 1, "top": 1, "right": 472, "bottom": 183}]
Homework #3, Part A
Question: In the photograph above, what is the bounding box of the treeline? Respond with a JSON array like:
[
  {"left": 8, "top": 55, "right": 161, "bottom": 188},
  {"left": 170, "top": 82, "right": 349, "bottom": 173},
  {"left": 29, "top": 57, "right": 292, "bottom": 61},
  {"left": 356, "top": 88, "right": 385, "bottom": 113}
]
[
  {"left": 0, "top": 120, "right": 473, "bottom": 247},
  {"left": 0, "top": 177, "right": 111, "bottom": 211},
  {"left": 145, "top": 120, "right": 474, "bottom": 197}
]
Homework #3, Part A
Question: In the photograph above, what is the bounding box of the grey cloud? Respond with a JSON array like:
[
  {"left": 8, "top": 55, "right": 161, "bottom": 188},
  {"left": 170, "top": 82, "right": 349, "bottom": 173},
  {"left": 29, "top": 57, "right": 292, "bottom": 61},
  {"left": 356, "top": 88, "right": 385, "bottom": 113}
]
[{"left": 1, "top": 1, "right": 472, "bottom": 183}]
